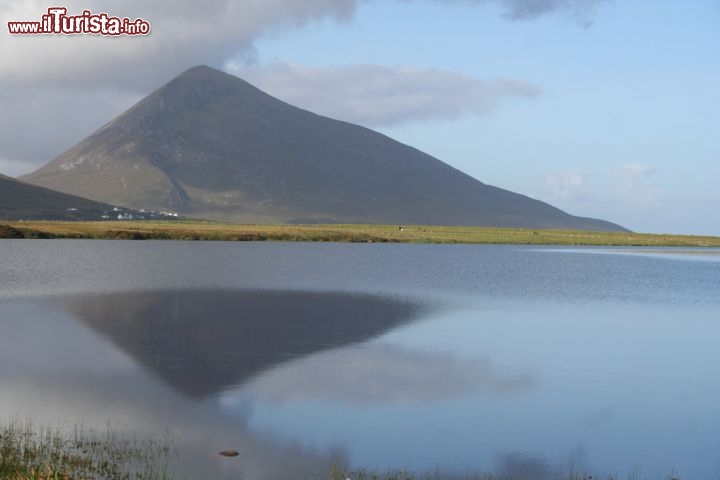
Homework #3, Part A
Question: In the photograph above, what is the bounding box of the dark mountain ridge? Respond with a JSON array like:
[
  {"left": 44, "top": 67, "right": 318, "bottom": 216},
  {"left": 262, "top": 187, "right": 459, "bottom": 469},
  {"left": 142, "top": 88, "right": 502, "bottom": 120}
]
[
  {"left": 22, "top": 65, "right": 626, "bottom": 231},
  {"left": 0, "top": 173, "right": 113, "bottom": 220}
]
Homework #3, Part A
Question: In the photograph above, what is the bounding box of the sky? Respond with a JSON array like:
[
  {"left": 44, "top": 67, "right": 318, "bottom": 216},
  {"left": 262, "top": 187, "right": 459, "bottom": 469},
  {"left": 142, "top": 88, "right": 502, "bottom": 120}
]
[{"left": 0, "top": 0, "right": 718, "bottom": 234}]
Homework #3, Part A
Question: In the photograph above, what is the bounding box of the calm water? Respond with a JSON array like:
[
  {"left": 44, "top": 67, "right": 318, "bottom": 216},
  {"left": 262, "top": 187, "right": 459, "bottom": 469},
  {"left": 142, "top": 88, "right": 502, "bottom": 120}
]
[{"left": 1, "top": 241, "right": 719, "bottom": 479}]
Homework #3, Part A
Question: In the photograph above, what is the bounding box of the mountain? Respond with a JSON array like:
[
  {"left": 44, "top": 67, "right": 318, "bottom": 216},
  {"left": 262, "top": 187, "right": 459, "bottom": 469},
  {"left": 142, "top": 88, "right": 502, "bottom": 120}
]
[
  {"left": 0, "top": 173, "right": 112, "bottom": 220},
  {"left": 22, "top": 65, "right": 625, "bottom": 231}
]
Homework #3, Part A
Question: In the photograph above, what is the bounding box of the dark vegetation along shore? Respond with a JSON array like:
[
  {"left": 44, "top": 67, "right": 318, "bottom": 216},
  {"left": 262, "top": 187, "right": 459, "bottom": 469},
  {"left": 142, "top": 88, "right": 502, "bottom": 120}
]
[{"left": 1, "top": 221, "right": 719, "bottom": 247}]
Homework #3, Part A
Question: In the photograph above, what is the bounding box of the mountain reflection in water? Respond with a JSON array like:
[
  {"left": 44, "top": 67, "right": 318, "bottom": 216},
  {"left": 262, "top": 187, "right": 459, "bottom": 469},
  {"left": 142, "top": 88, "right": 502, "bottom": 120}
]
[{"left": 65, "top": 289, "right": 424, "bottom": 398}]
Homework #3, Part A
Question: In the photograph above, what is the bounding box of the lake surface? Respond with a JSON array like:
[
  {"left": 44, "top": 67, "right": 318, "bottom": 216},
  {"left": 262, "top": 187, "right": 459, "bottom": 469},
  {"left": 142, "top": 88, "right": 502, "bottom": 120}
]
[{"left": 1, "top": 241, "right": 719, "bottom": 479}]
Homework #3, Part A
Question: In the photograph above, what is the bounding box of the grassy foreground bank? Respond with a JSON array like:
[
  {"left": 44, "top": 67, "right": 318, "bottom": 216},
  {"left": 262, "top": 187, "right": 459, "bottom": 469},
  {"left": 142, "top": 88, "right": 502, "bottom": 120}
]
[
  {"left": 1, "top": 220, "right": 719, "bottom": 246},
  {"left": 0, "top": 420, "right": 681, "bottom": 480},
  {"left": 1, "top": 422, "right": 685, "bottom": 480},
  {"left": 0, "top": 420, "right": 173, "bottom": 480}
]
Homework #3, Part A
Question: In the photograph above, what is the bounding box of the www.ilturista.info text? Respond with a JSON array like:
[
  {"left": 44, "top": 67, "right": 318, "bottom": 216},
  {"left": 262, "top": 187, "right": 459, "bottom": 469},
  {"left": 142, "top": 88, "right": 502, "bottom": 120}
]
[{"left": 8, "top": 7, "right": 150, "bottom": 35}]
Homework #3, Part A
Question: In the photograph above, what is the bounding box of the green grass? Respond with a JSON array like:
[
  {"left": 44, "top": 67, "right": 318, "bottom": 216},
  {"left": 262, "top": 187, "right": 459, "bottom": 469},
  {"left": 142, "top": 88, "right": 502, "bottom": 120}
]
[
  {"left": 0, "top": 420, "right": 174, "bottom": 480},
  {"left": 1, "top": 220, "right": 719, "bottom": 247}
]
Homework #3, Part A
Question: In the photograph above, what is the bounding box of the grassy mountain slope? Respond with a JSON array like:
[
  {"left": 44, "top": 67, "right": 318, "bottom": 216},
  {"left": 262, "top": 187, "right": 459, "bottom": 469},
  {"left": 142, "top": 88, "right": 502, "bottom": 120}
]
[{"left": 22, "top": 66, "right": 626, "bottom": 231}]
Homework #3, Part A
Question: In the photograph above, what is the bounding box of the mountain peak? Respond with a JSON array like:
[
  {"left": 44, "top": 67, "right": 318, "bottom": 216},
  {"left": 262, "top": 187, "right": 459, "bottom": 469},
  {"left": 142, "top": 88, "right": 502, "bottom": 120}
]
[
  {"left": 144, "top": 65, "right": 257, "bottom": 108},
  {"left": 169, "top": 65, "right": 246, "bottom": 89},
  {"left": 20, "top": 68, "right": 626, "bottom": 231},
  {"left": 181, "top": 64, "right": 220, "bottom": 75}
]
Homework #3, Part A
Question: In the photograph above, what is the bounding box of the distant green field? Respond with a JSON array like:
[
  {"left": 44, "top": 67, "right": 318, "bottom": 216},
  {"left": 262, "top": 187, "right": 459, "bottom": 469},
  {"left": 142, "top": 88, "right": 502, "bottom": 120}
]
[{"left": 2, "top": 220, "right": 718, "bottom": 247}]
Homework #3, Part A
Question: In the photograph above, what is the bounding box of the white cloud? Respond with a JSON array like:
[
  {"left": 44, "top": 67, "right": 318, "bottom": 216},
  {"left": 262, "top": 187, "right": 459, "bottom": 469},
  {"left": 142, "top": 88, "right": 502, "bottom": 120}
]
[
  {"left": 228, "top": 62, "right": 540, "bottom": 126},
  {"left": 545, "top": 169, "right": 588, "bottom": 201},
  {"left": 223, "top": 344, "right": 533, "bottom": 406},
  {"left": 0, "top": 0, "right": 361, "bottom": 90},
  {"left": 617, "top": 162, "right": 656, "bottom": 184},
  {"left": 0, "top": 0, "right": 607, "bottom": 172},
  {"left": 615, "top": 163, "right": 662, "bottom": 209},
  {"left": 0, "top": 0, "right": 608, "bottom": 89}
]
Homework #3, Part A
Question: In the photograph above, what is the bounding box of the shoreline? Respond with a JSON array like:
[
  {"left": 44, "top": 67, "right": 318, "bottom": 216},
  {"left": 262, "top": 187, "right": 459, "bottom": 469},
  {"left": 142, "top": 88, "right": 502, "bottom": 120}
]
[
  {"left": 2, "top": 220, "right": 719, "bottom": 247},
  {"left": 1, "top": 420, "right": 686, "bottom": 480}
]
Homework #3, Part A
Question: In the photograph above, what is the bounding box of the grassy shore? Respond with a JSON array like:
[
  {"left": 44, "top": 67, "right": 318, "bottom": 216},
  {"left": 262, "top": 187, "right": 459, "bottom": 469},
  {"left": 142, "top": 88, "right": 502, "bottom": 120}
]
[
  {"left": 0, "top": 420, "right": 173, "bottom": 480},
  {"left": 0, "top": 420, "right": 681, "bottom": 480},
  {"left": 1, "top": 421, "right": 685, "bottom": 480},
  {"left": 1, "top": 220, "right": 719, "bottom": 247}
]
